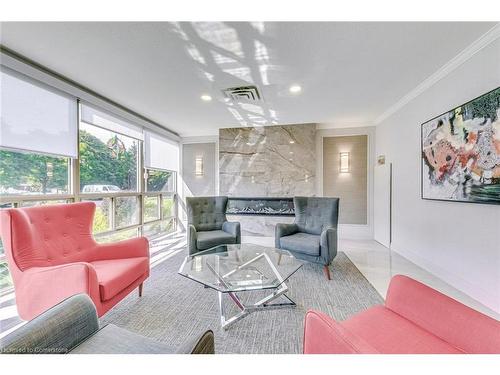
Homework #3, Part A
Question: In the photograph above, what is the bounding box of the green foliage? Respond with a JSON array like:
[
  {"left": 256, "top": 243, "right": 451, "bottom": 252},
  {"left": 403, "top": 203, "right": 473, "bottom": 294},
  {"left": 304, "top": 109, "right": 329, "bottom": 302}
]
[
  {"left": 79, "top": 130, "right": 137, "bottom": 190},
  {"left": 162, "top": 197, "right": 174, "bottom": 218},
  {"left": 115, "top": 197, "right": 139, "bottom": 228},
  {"left": 0, "top": 149, "right": 68, "bottom": 193},
  {"left": 1, "top": 128, "right": 176, "bottom": 249},
  {"left": 147, "top": 169, "right": 172, "bottom": 191},
  {"left": 144, "top": 196, "right": 159, "bottom": 221},
  {"left": 93, "top": 205, "right": 110, "bottom": 233}
]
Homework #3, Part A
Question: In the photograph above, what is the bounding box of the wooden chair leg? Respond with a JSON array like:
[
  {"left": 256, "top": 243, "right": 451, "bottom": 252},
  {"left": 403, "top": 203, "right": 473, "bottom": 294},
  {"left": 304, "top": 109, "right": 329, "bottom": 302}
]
[
  {"left": 138, "top": 283, "right": 143, "bottom": 297},
  {"left": 323, "top": 265, "right": 331, "bottom": 280}
]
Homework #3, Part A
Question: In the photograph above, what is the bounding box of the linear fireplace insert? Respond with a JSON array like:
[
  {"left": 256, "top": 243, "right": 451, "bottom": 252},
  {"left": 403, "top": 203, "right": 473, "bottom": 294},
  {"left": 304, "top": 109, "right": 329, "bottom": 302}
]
[{"left": 226, "top": 197, "right": 294, "bottom": 216}]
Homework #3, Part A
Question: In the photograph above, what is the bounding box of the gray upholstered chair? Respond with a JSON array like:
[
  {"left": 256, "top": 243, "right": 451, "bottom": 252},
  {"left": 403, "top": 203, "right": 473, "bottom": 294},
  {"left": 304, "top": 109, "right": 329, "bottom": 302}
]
[
  {"left": 186, "top": 196, "right": 241, "bottom": 255},
  {"left": 275, "top": 196, "right": 339, "bottom": 280},
  {"left": 0, "top": 294, "right": 215, "bottom": 354}
]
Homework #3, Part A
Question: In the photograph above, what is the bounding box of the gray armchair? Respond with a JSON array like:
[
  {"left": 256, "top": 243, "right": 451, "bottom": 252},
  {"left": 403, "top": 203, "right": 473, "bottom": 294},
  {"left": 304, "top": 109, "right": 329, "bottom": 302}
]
[
  {"left": 186, "top": 196, "right": 241, "bottom": 255},
  {"left": 0, "top": 294, "right": 215, "bottom": 354},
  {"left": 275, "top": 197, "right": 339, "bottom": 280}
]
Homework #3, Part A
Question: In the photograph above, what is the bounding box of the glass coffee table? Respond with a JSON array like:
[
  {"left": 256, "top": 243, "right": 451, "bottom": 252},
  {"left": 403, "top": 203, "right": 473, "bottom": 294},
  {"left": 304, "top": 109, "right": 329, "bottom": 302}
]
[{"left": 178, "top": 243, "right": 304, "bottom": 330}]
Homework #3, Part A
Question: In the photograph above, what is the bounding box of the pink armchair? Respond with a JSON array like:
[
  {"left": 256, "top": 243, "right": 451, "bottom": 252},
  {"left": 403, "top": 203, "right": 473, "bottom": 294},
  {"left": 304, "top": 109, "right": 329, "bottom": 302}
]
[
  {"left": 0, "top": 202, "right": 150, "bottom": 320},
  {"left": 304, "top": 275, "right": 500, "bottom": 354}
]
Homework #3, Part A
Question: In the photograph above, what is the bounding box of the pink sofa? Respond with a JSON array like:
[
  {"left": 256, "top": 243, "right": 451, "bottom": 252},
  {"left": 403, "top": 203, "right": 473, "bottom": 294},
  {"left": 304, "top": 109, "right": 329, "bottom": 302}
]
[
  {"left": 0, "top": 202, "right": 150, "bottom": 320},
  {"left": 304, "top": 275, "right": 500, "bottom": 354}
]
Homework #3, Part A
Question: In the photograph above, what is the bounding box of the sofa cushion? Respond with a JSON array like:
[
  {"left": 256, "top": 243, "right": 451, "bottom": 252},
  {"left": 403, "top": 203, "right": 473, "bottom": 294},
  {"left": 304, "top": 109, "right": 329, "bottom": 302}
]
[
  {"left": 279, "top": 232, "right": 320, "bottom": 256},
  {"left": 91, "top": 257, "right": 149, "bottom": 301},
  {"left": 196, "top": 230, "right": 237, "bottom": 251},
  {"left": 341, "top": 306, "right": 464, "bottom": 354},
  {"left": 71, "top": 324, "right": 173, "bottom": 354}
]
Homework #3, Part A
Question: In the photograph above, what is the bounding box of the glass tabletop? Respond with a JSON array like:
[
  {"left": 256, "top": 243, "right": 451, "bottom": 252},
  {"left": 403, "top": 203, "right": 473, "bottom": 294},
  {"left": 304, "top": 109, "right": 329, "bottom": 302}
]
[{"left": 178, "top": 243, "right": 304, "bottom": 292}]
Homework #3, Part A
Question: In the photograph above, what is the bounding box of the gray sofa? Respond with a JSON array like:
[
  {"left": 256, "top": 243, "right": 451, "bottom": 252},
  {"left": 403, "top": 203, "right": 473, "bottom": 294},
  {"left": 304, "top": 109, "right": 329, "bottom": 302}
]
[
  {"left": 275, "top": 196, "right": 339, "bottom": 280},
  {"left": 186, "top": 196, "right": 241, "bottom": 255},
  {"left": 0, "top": 294, "right": 214, "bottom": 354}
]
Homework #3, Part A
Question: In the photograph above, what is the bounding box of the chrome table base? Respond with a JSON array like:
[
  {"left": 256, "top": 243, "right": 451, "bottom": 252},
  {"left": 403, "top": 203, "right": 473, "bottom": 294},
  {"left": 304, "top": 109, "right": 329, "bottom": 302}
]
[
  {"left": 217, "top": 283, "right": 296, "bottom": 330},
  {"left": 205, "top": 252, "right": 297, "bottom": 330}
]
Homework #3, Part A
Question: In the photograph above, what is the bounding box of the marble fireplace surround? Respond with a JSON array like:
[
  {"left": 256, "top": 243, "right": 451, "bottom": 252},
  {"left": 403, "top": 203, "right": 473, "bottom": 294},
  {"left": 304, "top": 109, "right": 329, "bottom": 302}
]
[{"left": 219, "top": 123, "right": 316, "bottom": 236}]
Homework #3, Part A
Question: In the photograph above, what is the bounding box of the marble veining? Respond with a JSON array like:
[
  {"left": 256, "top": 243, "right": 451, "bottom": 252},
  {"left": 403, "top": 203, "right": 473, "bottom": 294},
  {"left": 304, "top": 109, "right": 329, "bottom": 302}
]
[{"left": 219, "top": 123, "right": 316, "bottom": 235}]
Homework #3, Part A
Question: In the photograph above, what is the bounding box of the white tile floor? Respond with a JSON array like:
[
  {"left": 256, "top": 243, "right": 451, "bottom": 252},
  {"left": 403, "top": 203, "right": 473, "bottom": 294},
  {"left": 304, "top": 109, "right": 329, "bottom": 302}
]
[{"left": 340, "top": 239, "right": 500, "bottom": 320}]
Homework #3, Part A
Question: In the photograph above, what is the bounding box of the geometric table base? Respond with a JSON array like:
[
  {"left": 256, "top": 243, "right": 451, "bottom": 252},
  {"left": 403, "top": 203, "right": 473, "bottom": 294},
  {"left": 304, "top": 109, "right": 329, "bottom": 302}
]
[
  {"left": 218, "top": 283, "right": 296, "bottom": 330},
  {"left": 207, "top": 252, "right": 297, "bottom": 330}
]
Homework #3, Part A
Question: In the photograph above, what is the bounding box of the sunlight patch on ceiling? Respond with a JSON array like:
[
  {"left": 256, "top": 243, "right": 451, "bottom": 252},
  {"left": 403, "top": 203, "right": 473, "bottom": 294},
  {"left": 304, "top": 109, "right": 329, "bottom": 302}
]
[
  {"left": 186, "top": 45, "right": 206, "bottom": 65},
  {"left": 193, "top": 22, "right": 244, "bottom": 59}
]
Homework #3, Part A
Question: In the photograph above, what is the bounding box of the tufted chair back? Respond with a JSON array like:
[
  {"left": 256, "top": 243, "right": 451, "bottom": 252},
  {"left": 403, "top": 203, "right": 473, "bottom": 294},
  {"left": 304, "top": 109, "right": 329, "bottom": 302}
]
[
  {"left": 0, "top": 202, "right": 97, "bottom": 271},
  {"left": 293, "top": 196, "right": 339, "bottom": 235},
  {"left": 186, "top": 196, "right": 228, "bottom": 232}
]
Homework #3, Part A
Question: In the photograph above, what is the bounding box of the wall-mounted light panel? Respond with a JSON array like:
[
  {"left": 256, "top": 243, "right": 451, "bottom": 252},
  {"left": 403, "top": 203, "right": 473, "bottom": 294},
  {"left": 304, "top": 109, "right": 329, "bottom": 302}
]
[
  {"left": 340, "top": 152, "right": 350, "bottom": 173},
  {"left": 195, "top": 157, "right": 204, "bottom": 176}
]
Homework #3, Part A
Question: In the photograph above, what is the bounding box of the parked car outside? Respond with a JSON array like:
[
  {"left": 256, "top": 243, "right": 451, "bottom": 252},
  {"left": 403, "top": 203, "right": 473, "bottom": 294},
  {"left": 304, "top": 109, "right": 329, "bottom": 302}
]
[{"left": 81, "top": 184, "right": 121, "bottom": 193}]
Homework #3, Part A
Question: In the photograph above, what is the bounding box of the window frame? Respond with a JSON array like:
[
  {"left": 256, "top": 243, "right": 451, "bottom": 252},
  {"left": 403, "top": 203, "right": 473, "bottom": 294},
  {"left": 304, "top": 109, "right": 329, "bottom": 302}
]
[
  {"left": 76, "top": 113, "right": 177, "bottom": 238},
  {"left": 78, "top": 120, "right": 142, "bottom": 195},
  {"left": 0, "top": 101, "right": 179, "bottom": 267}
]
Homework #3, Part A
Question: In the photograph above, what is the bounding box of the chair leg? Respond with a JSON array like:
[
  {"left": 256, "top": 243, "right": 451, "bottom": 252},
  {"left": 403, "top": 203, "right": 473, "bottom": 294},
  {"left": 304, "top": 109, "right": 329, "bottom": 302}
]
[
  {"left": 277, "top": 253, "right": 282, "bottom": 265},
  {"left": 323, "top": 265, "right": 331, "bottom": 280},
  {"left": 138, "top": 283, "right": 143, "bottom": 297}
]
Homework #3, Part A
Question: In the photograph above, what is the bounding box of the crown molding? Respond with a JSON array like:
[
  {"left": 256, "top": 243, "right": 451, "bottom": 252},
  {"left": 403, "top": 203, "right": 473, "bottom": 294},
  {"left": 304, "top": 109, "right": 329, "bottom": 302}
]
[{"left": 374, "top": 23, "right": 500, "bottom": 126}]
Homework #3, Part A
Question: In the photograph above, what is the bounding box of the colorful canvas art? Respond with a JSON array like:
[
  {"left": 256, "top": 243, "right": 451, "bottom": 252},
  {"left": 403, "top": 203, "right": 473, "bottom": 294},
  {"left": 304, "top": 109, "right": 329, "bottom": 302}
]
[{"left": 421, "top": 87, "right": 500, "bottom": 204}]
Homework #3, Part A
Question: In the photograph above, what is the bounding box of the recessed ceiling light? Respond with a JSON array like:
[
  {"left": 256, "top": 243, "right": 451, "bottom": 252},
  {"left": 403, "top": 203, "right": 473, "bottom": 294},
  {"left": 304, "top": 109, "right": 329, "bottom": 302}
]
[
  {"left": 201, "top": 94, "right": 212, "bottom": 101},
  {"left": 289, "top": 84, "right": 302, "bottom": 94},
  {"left": 289, "top": 140, "right": 295, "bottom": 144}
]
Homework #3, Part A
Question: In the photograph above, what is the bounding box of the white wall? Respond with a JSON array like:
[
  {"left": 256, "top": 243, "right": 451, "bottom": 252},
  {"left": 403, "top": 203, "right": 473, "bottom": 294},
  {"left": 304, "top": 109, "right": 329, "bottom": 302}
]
[
  {"left": 375, "top": 38, "right": 500, "bottom": 313},
  {"left": 178, "top": 136, "right": 219, "bottom": 226}
]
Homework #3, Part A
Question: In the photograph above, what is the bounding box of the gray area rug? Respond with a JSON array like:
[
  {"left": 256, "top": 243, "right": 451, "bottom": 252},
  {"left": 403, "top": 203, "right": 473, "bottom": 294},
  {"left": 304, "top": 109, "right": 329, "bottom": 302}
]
[{"left": 101, "top": 250, "right": 383, "bottom": 354}]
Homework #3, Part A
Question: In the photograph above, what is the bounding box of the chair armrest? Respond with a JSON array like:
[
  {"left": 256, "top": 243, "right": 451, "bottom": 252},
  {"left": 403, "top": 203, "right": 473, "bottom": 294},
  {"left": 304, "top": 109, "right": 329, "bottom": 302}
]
[
  {"left": 93, "top": 237, "right": 149, "bottom": 261},
  {"left": 0, "top": 294, "right": 99, "bottom": 354},
  {"left": 303, "top": 310, "right": 379, "bottom": 354},
  {"left": 222, "top": 221, "right": 241, "bottom": 242},
  {"left": 175, "top": 330, "right": 215, "bottom": 354},
  {"left": 320, "top": 227, "right": 338, "bottom": 264},
  {"left": 17, "top": 263, "right": 100, "bottom": 320},
  {"left": 275, "top": 223, "right": 299, "bottom": 248},
  {"left": 188, "top": 225, "right": 198, "bottom": 255}
]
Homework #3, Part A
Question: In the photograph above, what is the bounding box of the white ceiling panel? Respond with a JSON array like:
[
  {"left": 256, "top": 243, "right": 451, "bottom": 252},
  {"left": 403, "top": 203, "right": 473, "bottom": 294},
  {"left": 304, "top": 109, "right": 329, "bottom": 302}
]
[{"left": 0, "top": 22, "right": 496, "bottom": 136}]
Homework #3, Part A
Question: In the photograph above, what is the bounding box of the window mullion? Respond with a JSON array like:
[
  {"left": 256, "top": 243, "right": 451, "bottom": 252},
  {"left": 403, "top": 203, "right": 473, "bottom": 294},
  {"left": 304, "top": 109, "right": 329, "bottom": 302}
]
[{"left": 110, "top": 196, "right": 116, "bottom": 231}]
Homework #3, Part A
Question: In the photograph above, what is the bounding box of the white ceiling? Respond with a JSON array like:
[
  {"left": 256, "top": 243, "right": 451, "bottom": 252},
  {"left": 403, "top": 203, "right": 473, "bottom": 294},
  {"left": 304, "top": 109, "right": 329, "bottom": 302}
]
[{"left": 0, "top": 22, "right": 496, "bottom": 137}]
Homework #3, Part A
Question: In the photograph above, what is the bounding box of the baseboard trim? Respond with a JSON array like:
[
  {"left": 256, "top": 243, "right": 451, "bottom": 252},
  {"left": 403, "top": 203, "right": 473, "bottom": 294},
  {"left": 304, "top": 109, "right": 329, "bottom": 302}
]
[{"left": 391, "top": 243, "right": 500, "bottom": 314}]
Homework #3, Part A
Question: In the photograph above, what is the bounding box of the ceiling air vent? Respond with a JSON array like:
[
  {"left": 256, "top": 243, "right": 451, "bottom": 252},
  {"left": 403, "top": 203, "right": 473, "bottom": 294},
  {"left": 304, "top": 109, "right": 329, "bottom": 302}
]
[{"left": 222, "top": 85, "right": 262, "bottom": 102}]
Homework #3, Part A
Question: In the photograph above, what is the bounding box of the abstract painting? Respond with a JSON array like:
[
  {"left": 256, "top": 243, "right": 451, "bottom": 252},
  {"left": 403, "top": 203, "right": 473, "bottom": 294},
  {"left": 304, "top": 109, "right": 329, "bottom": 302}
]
[{"left": 421, "top": 87, "right": 500, "bottom": 204}]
